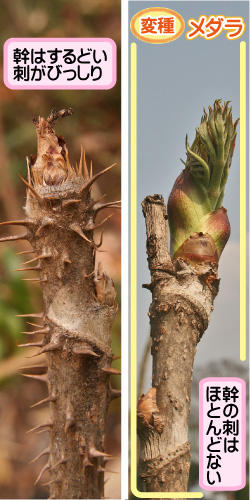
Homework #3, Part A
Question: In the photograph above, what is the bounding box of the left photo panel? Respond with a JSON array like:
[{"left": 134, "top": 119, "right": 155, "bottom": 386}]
[{"left": 0, "top": 2, "right": 121, "bottom": 499}]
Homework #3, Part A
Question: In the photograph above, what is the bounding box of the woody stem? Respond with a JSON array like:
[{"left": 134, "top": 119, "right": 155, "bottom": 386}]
[{"left": 138, "top": 195, "right": 218, "bottom": 496}]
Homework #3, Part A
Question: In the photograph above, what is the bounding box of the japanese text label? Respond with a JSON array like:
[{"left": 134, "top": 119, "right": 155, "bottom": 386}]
[
  {"left": 187, "top": 16, "right": 245, "bottom": 40},
  {"left": 199, "top": 378, "right": 246, "bottom": 491},
  {"left": 4, "top": 38, "right": 116, "bottom": 90}
]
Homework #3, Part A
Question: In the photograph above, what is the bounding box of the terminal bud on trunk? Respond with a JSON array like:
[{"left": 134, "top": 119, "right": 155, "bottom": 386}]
[{"left": 168, "top": 100, "right": 238, "bottom": 263}]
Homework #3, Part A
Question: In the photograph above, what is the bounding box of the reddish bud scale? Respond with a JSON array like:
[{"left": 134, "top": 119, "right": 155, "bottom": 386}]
[
  {"left": 173, "top": 233, "right": 218, "bottom": 266},
  {"left": 167, "top": 169, "right": 211, "bottom": 255},
  {"left": 198, "top": 207, "right": 231, "bottom": 259},
  {"left": 173, "top": 207, "right": 231, "bottom": 266}
]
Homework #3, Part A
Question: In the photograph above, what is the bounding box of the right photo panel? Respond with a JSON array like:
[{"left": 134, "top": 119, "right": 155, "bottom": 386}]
[{"left": 129, "top": 1, "right": 249, "bottom": 498}]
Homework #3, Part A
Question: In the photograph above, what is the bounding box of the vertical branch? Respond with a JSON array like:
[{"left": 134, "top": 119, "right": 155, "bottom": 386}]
[
  {"left": 1, "top": 111, "right": 121, "bottom": 499},
  {"left": 138, "top": 195, "right": 218, "bottom": 493}
]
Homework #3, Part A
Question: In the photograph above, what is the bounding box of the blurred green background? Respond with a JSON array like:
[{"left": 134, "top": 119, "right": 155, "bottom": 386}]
[{"left": 0, "top": 1, "right": 121, "bottom": 498}]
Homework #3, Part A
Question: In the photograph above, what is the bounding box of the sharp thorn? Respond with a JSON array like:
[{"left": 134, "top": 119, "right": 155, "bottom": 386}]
[
  {"left": 83, "top": 459, "right": 94, "bottom": 467},
  {"left": 90, "top": 160, "right": 93, "bottom": 178},
  {"left": 15, "top": 313, "right": 43, "bottom": 318},
  {"left": 22, "top": 327, "right": 49, "bottom": 335},
  {"left": 31, "top": 168, "right": 40, "bottom": 184},
  {"left": 27, "top": 419, "right": 53, "bottom": 434},
  {"left": 21, "top": 331, "right": 37, "bottom": 336},
  {"left": 26, "top": 342, "right": 60, "bottom": 358},
  {"left": 87, "top": 193, "right": 107, "bottom": 211},
  {"left": 31, "top": 168, "right": 39, "bottom": 186},
  {"left": 30, "top": 394, "right": 56, "bottom": 408},
  {"left": 81, "top": 164, "right": 116, "bottom": 192},
  {"left": 81, "top": 452, "right": 93, "bottom": 467},
  {"left": 29, "top": 447, "right": 50, "bottom": 464},
  {"left": 21, "top": 278, "right": 47, "bottom": 282},
  {"left": 15, "top": 249, "right": 35, "bottom": 255},
  {"left": 18, "top": 341, "right": 43, "bottom": 348},
  {"left": 36, "top": 428, "right": 51, "bottom": 435},
  {"left": 112, "top": 355, "right": 121, "bottom": 361},
  {"left": 19, "top": 363, "right": 47, "bottom": 370},
  {"left": 89, "top": 232, "right": 106, "bottom": 253},
  {"left": 26, "top": 156, "right": 31, "bottom": 183},
  {"left": 95, "top": 213, "right": 114, "bottom": 229},
  {"left": 35, "top": 222, "right": 53, "bottom": 236},
  {"left": 20, "top": 372, "right": 48, "bottom": 383},
  {"left": 89, "top": 448, "right": 111, "bottom": 459},
  {"left": 64, "top": 400, "right": 74, "bottom": 433},
  {"left": 72, "top": 347, "right": 100, "bottom": 357},
  {"left": 64, "top": 420, "right": 74, "bottom": 433},
  {"left": 63, "top": 258, "right": 72, "bottom": 264},
  {"left": 32, "top": 327, "right": 49, "bottom": 335},
  {"left": 85, "top": 213, "right": 114, "bottom": 231},
  {"left": 22, "top": 254, "right": 51, "bottom": 265},
  {"left": 94, "top": 230, "right": 104, "bottom": 251},
  {"left": 42, "top": 477, "right": 61, "bottom": 487},
  {"left": 105, "top": 469, "right": 119, "bottom": 474},
  {"left": 83, "top": 148, "right": 89, "bottom": 179},
  {"left": 142, "top": 283, "right": 151, "bottom": 290},
  {"left": 79, "top": 145, "right": 83, "bottom": 177},
  {"left": 34, "top": 462, "right": 50, "bottom": 485},
  {"left": 65, "top": 151, "right": 76, "bottom": 179},
  {"left": 62, "top": 199, "right": 81, "bottom": 207},
  {"left": 94, "top": 200, "right": 121, "bottom": 213},
  {"left": 101, "top": 367, "right": 121, "bottom": 376},
  {"left": 22, "top": 257, "right": 39, "bottom": 265},
  {"left": 0, "top": 233, "right": 28, "bottom": 243},
  {"left": 0, "top": 220, "right": 30, "bottom": 227},
  {"left": 35, "top": 342, "right": 61, "bottom": 355},
  {"left": 49, "top": 456, "right": 67, "bottom": 471},
  {"left": 25, "top": 351, "right": 45, "bottom": 359},
  {"left": 18, "top": 174, "right": 44, "bottom": 202},
  {"left": 26, "top": 322, "right": 44, "bottom": 328},
  {"left": 36, "top": 169, "right": 43, "bottom": 186},
  {"left": 104, "top": 456, "right": 117, "bottom": 463},
  {"left": 84, "top": 270, "right": 95, "bottom": 279},
  {"left": 64, "top": 411, "right": 75, "bottom": 432},
  {"left": 14, "top": 266, "right": 41, "bottom": 272},
  {"left": 98, "top": 466, "right": 106, "bottom": 473},
  {"left": 110, "top": 388, "right": 121, "bottom": 400},
  {"left": 70, "top": 223, "right": 92, "bottom": 243}
]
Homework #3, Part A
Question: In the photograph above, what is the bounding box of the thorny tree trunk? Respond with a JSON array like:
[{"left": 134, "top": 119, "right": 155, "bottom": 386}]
[
  {"left": 0, "top": 109, "right": 120, "bottom": 499},
  {"left": 137, "top": 195, "right": 219, "bottom": 498}
]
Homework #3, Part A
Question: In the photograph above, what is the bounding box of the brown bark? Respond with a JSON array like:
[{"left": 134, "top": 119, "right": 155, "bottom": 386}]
[
  {"left": 138, "top": 195, "right": 219, "bottom": 498},
  {"left": 1, "top": 111, "right": 120, "bottom": 499}
]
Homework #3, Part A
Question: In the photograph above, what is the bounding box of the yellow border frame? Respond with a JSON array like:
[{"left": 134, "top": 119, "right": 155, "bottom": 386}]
[
  {"left": 130, "top": 41, "right": 247, "bottom": 497},
  {"left": 130, "top": 40, "right": 139, "bottom": 496},
  {"left": 130, "top": 41, "right": 202, "bottom": 498},
  {"left": 240, "top": 41, "right": 247, "bottom": 362}
]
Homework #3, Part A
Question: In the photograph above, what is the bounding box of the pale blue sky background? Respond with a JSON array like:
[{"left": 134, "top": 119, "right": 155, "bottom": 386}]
[{"left": 129, "top": 1, "right": 249, "bottom": 391}]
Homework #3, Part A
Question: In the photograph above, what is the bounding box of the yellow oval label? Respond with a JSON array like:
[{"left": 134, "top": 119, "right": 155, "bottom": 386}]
[{"left": 130, "top": 7, "right": 185, "bottom": 44}]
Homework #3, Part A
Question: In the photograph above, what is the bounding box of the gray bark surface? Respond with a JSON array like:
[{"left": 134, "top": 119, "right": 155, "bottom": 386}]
[{"left": 138, "top": 195, "right": 219, "bottom": 498}]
